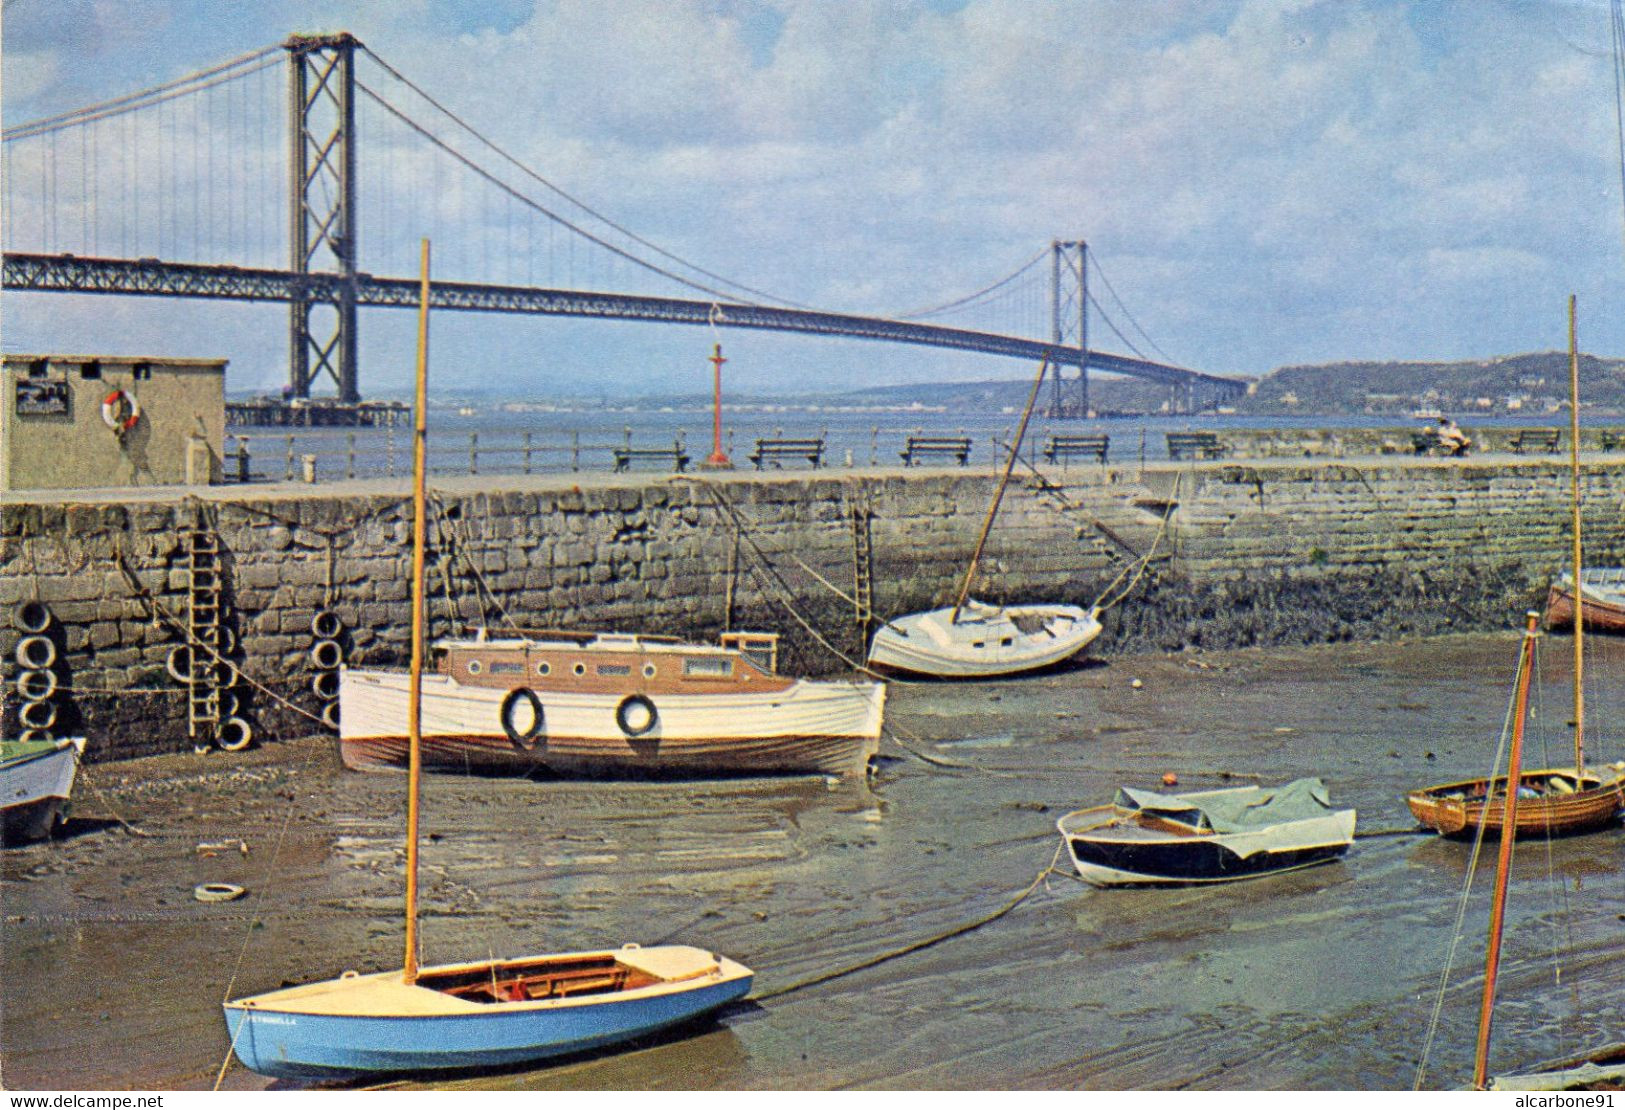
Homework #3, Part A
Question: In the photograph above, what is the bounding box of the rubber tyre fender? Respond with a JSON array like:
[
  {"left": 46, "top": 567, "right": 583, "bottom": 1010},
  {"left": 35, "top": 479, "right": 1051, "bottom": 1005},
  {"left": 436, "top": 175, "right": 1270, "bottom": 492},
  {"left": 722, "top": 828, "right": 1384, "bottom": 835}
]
[
  {"left": 16, "top": 635, "right": 55, "bottom": 671},
  {"left": 615, "top": 693, "right": 658, "bottom": 738},
  {"left": 14, "top": 600, "right": 52, "bottom": 634},
  {"left": 311, "top": 610, "right": 342, "bottom": 640},
  {"left": 500, "top": 687, "right": 545, "bottom": 752},
  {"left": 216, "top": 716, "right": 253, "bottom": 752},
  {"left": 194, "top": 882, "right": 245, "bottom": 903},
  {"left": 320, "top": 699, "right": 341, "bottom": 731},
  {"left": 312, "top": 670, "right": 341, "bottom": 700},
  {"left": 166, "top": 644, "right": 194, "bottom": 684},
  {"left": 310, "top": 639, "right": 342, "bottom": 670},
  {"left": 17, "top": 667, "right": 57, "bottom": 702},
  {"left": 19, "top": 698, "right": 57, "bottom": 730}
]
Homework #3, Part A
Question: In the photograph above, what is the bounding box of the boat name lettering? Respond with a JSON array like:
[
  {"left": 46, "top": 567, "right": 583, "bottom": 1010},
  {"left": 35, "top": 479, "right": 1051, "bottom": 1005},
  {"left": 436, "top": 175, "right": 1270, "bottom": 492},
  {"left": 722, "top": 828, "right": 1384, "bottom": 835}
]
[{"left": 247, "top": 1014, "right": 298, "bottom": 1026}]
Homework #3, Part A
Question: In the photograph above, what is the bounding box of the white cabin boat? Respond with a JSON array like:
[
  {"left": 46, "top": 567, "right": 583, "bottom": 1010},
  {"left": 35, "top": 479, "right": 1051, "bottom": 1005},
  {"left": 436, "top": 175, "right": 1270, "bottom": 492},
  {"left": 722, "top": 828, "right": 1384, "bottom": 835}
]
[{"left": 340, "top": 630, "right": 884, "bottom": 778}]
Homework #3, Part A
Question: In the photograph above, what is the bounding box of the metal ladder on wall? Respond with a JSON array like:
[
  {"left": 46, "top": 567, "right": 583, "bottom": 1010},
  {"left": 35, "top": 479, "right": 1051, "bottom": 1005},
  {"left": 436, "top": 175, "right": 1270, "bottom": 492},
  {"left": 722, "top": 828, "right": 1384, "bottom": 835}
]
[
  {"left": 185, "top": 522, "right": 223, "bottom": 749},
  {"left": 849, "top": 495, "right": 874, "bottom": 656}
]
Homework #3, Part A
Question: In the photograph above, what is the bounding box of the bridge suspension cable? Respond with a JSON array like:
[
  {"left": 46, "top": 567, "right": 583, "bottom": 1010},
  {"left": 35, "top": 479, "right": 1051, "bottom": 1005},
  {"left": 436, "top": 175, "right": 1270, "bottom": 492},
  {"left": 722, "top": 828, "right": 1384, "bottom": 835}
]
[
  {"left": 355, "top": 79, "right": 752, "bottom": 304},
  {"left": 2, "top": 46, "right": 281, "bottom": 141},
  {"left": 892, "top": 246, "right": 1050, "bottom": 321},
  {"left": 359, "top": 47, "right": 818, "bottom": 311},
  {"left": 1088, "top": 252, "right": 1178, "bottom": 366}
]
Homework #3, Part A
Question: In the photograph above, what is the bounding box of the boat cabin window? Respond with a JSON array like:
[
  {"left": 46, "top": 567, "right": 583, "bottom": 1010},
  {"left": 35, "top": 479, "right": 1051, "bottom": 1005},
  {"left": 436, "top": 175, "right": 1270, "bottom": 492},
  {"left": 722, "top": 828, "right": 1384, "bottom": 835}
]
[
  {"left": 572, "top": 662, "right": 586, "bottom": 676},
  {"left": 597, "top": 663, "right": 631, "bottom": 677},
  {"left": 1000, "top": 637, "right": 1013, "bottom": 646},
  {"left": 643, "top": 664, "right": 657, "bottom": 678},
  {"left": 536, "top": 661, "right": 552, "bottom": 676},
  {"left": 683, "top": 657, "right": 733, "bottom": 678},
  {"left": 972, "top": 641, "right": 985, "bottom": 649},
  {"left": 467, "top": 660, "right": 484, "bottom": 675},
  {"left": 490, "top": 661, "right": 523, "bottom": 675}
]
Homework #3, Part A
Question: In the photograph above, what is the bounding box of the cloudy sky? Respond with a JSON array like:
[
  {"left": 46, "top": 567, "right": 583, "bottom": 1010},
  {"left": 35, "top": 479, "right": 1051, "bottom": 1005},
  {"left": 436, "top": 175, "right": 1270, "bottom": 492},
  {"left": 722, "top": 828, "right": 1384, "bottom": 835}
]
[{"left": 3, "top": 0, "right": 1624, "bottom": 398}]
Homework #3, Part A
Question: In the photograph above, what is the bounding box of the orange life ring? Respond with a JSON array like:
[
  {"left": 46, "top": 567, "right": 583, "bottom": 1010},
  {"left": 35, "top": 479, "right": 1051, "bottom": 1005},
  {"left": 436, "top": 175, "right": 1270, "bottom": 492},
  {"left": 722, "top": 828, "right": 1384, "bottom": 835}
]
[{"left": 101, "top": 389, "right": 141, "bottom": 434}]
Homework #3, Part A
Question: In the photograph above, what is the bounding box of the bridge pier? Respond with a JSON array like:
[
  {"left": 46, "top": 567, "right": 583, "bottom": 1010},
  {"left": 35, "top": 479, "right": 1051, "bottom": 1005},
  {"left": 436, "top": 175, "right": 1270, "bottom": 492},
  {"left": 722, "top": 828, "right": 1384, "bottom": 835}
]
[{"left": 286, "top": 33, "right": 360, "bottom": 404}]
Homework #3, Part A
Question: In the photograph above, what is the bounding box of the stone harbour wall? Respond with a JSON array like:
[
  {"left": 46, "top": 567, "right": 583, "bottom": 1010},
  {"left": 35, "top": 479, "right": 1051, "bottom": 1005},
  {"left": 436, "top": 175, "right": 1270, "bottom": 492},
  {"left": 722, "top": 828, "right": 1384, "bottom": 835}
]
[{"left": 3, "top": 455, "right": 1623, "bottom": 762}]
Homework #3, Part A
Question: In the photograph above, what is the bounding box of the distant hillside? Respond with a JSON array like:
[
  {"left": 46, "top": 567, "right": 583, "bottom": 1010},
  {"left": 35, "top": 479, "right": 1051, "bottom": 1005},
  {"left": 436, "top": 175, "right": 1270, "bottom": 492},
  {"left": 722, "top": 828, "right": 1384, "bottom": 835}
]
[
  {"left": 838, "top": 374, "right": 1192, "bottom": 414},
  {"left": 1240, "top": 351, "right": 1625, "bottom": 417}
]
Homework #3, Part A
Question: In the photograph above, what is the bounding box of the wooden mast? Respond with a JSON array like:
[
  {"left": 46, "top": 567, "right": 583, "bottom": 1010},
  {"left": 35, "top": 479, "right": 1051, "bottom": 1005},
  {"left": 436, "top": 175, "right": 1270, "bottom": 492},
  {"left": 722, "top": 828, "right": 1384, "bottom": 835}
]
[
  {"left": 1472, "top": 609, "right": 1541, "bottom": 1089},
  {"left": 950, "top": 357, "right": 1049, "bottom": 624},
  {"left": 1566, "top": 295, "right": 1585, "bottom": 777},
  {"left": 403, "top": 239, "right": 431, "bottom": 985}
]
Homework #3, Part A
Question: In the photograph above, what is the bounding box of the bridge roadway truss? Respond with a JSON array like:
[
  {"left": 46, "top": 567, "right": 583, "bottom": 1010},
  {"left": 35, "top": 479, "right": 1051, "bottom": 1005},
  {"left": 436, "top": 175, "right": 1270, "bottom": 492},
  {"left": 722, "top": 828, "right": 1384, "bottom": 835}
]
[{"left": 2, "top": 252, "right": 1246, "bottom": 408}]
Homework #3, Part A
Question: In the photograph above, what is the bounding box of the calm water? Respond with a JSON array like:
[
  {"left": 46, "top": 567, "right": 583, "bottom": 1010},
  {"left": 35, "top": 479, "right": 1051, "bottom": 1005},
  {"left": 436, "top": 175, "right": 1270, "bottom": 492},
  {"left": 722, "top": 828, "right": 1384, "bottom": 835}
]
[{"left": 227, "top": 407, "right": 1567, "bottom": 482}]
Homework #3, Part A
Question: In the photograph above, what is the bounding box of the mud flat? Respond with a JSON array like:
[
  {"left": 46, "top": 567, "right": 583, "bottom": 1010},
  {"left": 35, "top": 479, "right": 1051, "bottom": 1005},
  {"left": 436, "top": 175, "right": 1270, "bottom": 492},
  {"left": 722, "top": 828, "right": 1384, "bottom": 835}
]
[{"left": 3, "top": 632, "right": 1623, "bottom": 1091}]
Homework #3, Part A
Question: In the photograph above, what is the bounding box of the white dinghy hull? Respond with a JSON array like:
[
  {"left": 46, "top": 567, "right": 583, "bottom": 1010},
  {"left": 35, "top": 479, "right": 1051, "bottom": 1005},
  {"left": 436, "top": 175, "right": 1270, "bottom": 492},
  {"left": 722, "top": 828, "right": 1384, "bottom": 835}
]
[{"left": 867, "top": 602, "right": 1102, "bottom": 678}]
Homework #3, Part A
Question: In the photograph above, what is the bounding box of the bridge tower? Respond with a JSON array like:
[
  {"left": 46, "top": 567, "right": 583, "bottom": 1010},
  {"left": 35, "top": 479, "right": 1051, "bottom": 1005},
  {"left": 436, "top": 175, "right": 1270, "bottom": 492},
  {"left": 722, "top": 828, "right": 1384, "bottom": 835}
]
[
  {"left": 285, "top": 33, "right": 360, "bottom": 403},
  {"left": 1047, "top": 240, "right": 1087, "bottom": 418}
]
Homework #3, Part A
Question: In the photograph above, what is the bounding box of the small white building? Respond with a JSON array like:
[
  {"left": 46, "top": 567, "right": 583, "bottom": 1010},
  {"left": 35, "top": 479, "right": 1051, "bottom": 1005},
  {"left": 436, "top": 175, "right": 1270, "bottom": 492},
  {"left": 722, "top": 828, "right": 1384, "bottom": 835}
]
[{"left": 1, "top": 354, "right": 226, "bottom": 491}]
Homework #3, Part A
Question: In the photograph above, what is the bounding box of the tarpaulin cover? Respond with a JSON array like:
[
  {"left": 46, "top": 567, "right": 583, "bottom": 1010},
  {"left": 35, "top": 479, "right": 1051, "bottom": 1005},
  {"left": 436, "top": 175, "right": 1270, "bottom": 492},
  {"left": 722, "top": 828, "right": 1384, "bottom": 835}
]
[{"left": 1113, "top": 777, "right": 1338, "bottom": 834}]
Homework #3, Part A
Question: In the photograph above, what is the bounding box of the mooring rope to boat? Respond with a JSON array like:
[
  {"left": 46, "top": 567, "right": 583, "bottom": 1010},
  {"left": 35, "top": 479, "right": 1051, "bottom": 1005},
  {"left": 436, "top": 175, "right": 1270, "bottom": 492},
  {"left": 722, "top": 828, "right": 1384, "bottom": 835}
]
[
  {"left": 685, "top": 476, "right": 905, "bottom": 682},
  {"left": 112, "top": 547, "right": 327, "bottom": 727},
  {"left": 751, "top": 843, "right": 1071, "bottom": 1003}
]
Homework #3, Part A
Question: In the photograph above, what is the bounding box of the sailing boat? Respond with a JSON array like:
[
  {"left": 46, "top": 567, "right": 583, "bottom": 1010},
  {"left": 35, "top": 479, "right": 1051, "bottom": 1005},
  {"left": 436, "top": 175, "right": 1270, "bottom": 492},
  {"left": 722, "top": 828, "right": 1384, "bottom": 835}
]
[
  {"left": 1406, "top": 299, "right": 1625, "bottom": 837},
  {"left": 866, "top": 358, "right": 1104, "bottom": 678},
  {"left": 222, "top": 243, "right": 752, "bottom": 1080}
]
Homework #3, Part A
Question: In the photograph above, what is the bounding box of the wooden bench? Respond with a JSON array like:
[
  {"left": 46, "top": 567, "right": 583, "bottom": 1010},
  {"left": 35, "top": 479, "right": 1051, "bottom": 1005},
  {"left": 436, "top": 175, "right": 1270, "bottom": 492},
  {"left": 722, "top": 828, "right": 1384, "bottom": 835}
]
[
  {"left": 612, "top": 445, "right": 689, "bottom": 473},
  {"left": 1042, "top": 434, "right": 1109, "bottom": 465},
  {"left": 900, "top": 436, "right": 972, "bottom": 466},
  {"left": 1602, "top": 430, "right": 1624, "bottom": 452},
  {"left": 1411, "top": 431, "right": 1444, "bottom": 455},
  {"left": 1165, "top": 431, "right": 1226, "bottom": 460},
  {"left": 1509, "top": 428, "right": 1561, "bottom": 454},
  {"left": 748, "top": 437, "right": 824, "bottom": 469}
]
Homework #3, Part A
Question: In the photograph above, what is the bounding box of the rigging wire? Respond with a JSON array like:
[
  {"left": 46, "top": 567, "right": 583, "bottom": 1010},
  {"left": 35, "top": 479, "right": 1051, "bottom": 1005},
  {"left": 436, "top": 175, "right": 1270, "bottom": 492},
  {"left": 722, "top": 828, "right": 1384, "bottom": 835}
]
[
  {"left": 1411, "top": 637, "right": 1533, "bottom": 1090},
  {"left": 1613, "top": 0, "right": 1625, "bottom": 267}
]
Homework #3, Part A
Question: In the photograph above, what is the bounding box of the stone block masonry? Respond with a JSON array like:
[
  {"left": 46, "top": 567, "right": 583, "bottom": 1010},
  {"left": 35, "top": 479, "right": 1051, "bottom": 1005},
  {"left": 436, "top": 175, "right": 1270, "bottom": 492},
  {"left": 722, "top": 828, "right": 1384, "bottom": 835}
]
[{"left": 3, "top": 455, "right": 1622, "bottom": 762}]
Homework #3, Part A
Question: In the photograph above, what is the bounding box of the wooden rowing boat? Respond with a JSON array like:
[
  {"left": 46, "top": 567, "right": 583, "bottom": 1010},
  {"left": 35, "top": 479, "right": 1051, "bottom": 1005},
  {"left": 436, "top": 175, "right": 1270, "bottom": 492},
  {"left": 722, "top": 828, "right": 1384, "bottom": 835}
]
[{"left": 1544, "top": 569, "right": 1625, "bottom": 634}]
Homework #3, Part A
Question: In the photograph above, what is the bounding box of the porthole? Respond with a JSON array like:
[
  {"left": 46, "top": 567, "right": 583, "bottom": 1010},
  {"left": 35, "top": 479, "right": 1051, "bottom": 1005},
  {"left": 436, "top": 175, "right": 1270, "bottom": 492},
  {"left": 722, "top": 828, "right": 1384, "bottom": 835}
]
[
  {"left": 536, "top": 661, "right": 552, "bottom": 677},
  {"left": 572, "top": 662, "right": 586, "bottom": 677},
  {"left": 467, "top": 660, "right": 484, "bottom": 675},
  {"left": 642, "top": 663, "right": 657, "bottom": 678}
]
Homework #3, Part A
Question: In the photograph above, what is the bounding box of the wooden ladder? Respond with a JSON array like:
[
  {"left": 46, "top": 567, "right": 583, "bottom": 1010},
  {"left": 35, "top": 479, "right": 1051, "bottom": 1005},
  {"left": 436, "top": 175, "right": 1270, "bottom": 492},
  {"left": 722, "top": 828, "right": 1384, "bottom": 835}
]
[
  {"left": 849, "top": 495, "right": 873, "bottom": 652},
  {"left": 185, "top": 521, "right": 223, "bottom": 750}
]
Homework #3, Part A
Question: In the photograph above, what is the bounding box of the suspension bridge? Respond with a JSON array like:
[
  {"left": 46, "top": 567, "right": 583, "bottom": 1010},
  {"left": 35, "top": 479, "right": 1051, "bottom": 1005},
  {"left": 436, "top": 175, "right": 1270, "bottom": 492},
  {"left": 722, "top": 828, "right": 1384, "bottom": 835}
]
[{"left": 2, "top": 33, "right": 1247, "bottom": 417}]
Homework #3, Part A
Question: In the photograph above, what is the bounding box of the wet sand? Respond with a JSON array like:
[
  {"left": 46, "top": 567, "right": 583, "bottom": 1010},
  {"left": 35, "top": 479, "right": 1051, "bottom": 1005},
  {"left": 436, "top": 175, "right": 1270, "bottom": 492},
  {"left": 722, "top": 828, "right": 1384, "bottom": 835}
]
[{"left": 3, "top": 631, "right": 1623, "bottom": 1091}]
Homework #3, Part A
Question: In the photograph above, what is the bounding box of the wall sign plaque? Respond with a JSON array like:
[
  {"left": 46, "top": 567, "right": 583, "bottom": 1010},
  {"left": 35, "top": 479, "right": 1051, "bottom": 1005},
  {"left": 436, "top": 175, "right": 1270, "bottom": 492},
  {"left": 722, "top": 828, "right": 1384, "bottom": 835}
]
[{"left": 15, "top": 380, "right": 70, "bottom": 416}]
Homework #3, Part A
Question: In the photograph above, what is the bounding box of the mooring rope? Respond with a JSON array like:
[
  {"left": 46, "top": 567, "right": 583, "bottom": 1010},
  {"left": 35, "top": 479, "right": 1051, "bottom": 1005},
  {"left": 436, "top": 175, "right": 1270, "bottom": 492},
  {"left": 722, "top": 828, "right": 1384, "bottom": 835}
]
[
  {"left": 751, "top": 844, "right": 1071, "bottom": 1003},
  {"left": 112, "top": 547, "right": 325, "bottom": 726}
]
